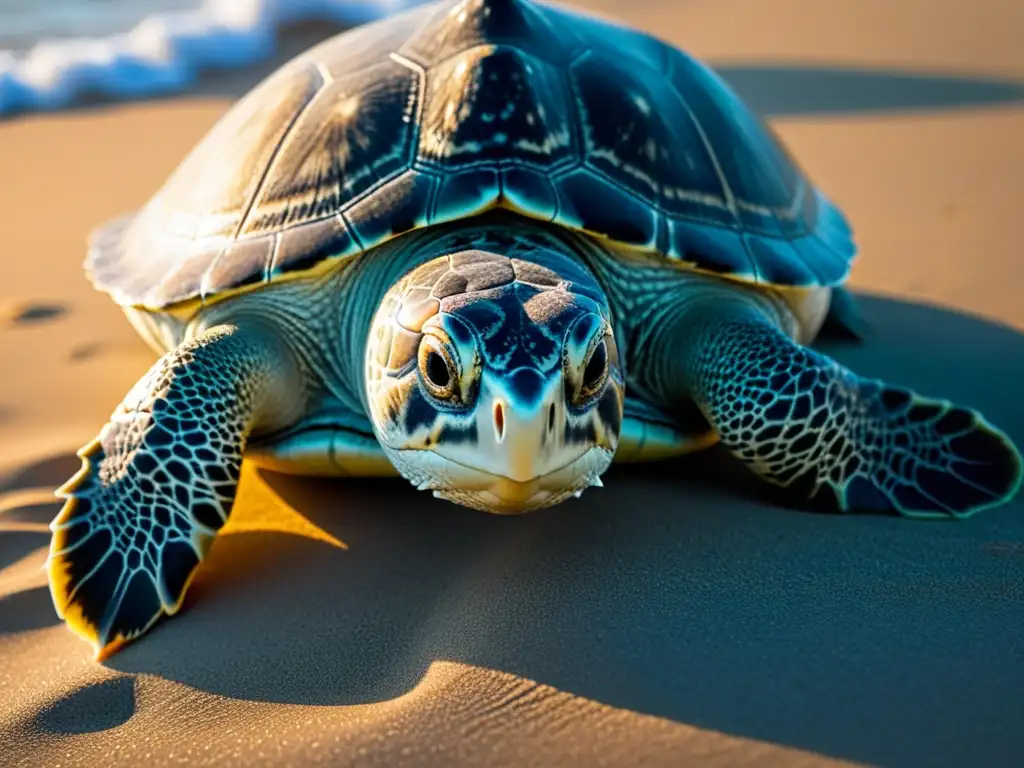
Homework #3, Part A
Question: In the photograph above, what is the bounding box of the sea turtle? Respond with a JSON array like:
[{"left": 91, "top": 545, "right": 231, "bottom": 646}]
[{"left": 50, "top": 0, "right": 1021, "bottom": 659}]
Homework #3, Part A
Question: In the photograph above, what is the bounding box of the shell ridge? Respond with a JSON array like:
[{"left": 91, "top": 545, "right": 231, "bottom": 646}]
[
  {"left": 230, "top": 62, "right": 326, "bottom": 243},
  {"left": 198, "top": 63, "right": 326, "bottom": 303},
  {"left": 339, "top": 211, "right": 367, "bottom": 252}
]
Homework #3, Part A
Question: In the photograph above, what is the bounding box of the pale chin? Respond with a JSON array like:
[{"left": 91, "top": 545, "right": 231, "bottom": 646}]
[{"left": 381, "top": 444, "right": 614, "bottom": 514}]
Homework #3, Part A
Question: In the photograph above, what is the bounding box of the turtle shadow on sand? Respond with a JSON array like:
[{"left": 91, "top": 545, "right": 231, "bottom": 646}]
[
  {"left": 0, "top": 454, "right": 80, "bottom": 634},
  {"left": 100, "top": 294, "right": 1024, "bottom": 768},
  {"left": 0, "top": 455, "right": 80, "bottom": 635}
]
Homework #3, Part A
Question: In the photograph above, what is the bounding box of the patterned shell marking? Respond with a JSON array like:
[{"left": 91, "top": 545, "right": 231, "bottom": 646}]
[{"left": 87, "top": 0, "right": 856, "bottom": 310}]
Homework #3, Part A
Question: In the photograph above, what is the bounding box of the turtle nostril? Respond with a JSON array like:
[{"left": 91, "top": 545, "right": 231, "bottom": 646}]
[
  {"left": 494, "top": 401, "right": 505, "bottom": 442},
  {"left": 547, "top": 402, "right": 556, "bottom": 434}
]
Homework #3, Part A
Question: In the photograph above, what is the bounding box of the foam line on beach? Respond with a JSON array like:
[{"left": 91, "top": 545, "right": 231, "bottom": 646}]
[{"left": 0, "top": 0, "right": 430, "bottom": 117}]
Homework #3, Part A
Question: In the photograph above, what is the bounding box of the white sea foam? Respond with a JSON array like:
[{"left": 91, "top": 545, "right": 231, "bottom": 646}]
[{"left": 0, "top": 0, "right": 430, "bottom": 116}]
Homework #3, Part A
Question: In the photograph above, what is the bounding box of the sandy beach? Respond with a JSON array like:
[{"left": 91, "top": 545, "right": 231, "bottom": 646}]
[{"left": 1, "top": 1, "right": 1022, "bottom": 765}]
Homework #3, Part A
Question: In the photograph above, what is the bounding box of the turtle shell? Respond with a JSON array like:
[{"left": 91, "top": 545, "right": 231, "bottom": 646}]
[{"left": 88, "top": 0, "right": 856, "bottom": 310}]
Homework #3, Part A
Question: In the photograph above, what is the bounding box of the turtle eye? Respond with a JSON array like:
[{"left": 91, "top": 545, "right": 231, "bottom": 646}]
[
  {"left": 426, "top": 352, "right": 450, "bottom": 389},
  {"left": 418, "top": 335, "right": 459, "bottom": 401},
  {"left": 580, "top": 338, "right": 608, "bottom": 399},
  {"left": 565, "top": 315, "right": 612, "bottom": 406}
]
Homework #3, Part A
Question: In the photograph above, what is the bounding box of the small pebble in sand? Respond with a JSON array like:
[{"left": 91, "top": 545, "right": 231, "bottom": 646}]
[{"left": 69, "top": 341, "right": 104, "bottom": 361}]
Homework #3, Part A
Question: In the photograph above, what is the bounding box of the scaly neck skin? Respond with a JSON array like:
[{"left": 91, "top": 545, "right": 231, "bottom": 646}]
[
  {"left": 191, "top": 215, "right": 794, "bottom": 428},
  {"left": 571, "top": 243, "right": 797, "bottom": 412}
]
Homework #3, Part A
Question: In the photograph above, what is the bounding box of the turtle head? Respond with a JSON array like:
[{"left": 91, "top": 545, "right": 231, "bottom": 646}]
[{"left": 365, "top": 248, "right": 623, "bottom": 513}]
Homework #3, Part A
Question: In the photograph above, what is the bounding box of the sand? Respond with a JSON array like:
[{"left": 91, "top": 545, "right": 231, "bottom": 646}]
[{"left": 1, "top": 1, "right": 1022, "bottom": 766}]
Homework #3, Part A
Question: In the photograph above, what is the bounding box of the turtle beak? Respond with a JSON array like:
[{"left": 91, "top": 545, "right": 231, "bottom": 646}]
[
  {"left": 482, "top": 369, "right": 566, "bottom": 483},
  {"left": 429, "top": 367, "right": 617, "bottom": 507}
]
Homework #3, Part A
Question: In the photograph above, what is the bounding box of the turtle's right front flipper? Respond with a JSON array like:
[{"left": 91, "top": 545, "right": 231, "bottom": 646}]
[
  {"left": 643, "top": 296, "right": 1022, "bottom": 518},
  {"left": 48, "top": 324, "right": 304, "bottom": 659},
  {"left": 678, "top": 301, "right": 1022, "bottom": 517}
]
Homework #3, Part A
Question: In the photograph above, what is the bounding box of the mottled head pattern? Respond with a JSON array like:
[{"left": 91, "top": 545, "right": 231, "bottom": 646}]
[{"left": 366, "top": 245, "right": 623, "bottom": 513}]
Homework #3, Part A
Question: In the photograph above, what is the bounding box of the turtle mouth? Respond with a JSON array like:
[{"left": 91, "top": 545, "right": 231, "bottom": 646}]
[
  {"left": 250, "top": 410, "right": 614, "bottom": 513},
  {"left": 387, "top": 445, "right": 614, "bottom": 514}
]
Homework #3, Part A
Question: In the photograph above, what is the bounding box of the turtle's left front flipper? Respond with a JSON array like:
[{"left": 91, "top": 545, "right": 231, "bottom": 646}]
[
  {"left": 48, "top": 324, "right": 304, "bottom": 659},
  {"left": 660, "top": 299, "right": 1022, "bottom": 518}
]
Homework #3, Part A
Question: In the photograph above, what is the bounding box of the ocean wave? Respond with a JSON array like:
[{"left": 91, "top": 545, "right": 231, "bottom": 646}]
[{"left": 0, "top": 0, "right": 429, "bottom": 117}]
